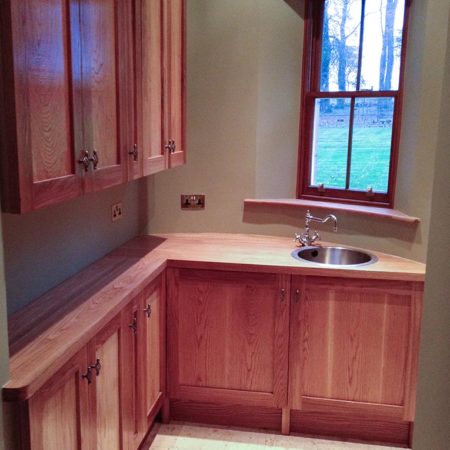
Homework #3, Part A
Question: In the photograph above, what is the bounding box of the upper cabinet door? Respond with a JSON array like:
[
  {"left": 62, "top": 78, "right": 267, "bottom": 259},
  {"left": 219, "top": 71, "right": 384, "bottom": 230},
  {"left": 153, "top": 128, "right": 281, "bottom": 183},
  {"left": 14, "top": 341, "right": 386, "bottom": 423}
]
[
  {"left": 1, "top": 0, "right": 185, "bottom": 213},
  {"left": 134, "top": 0, "right": 165, "bottom": 178},
  {"left": 163, "top": 0, "right": 186, "bottom": 168},
  {"left": 0, "top": 0, "right": 83, "bottom": 213},
  {"left": 78, "top": 0, "right": 127, "bottom": 192}
]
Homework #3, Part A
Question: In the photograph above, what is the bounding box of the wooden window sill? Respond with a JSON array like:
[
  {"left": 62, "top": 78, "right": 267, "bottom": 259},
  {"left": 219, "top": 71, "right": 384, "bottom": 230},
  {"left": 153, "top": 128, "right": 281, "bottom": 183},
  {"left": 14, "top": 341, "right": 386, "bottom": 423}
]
[{"left": 244, "top": 198, "right": 420, "bottom": 224}]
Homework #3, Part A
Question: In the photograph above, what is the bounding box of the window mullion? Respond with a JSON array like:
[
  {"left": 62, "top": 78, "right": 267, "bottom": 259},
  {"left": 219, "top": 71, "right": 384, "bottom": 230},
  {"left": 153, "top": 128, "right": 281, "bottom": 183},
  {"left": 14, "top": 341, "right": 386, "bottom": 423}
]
[
  {"left": 345, "top": 98, "right": 356, "bottom": 190},
  {"left": 307, "top": 91, "right": 399, "bottom": 99},
  {"left": 356, "top": 0, "right": 366, "bottom": 91}
]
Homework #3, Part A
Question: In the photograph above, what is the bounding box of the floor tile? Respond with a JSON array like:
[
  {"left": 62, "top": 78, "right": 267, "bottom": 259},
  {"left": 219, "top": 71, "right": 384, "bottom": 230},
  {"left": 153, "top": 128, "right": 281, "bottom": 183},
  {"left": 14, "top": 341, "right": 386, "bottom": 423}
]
[{"left": 147, "top": 422, "right": 408, "bottom": 450}]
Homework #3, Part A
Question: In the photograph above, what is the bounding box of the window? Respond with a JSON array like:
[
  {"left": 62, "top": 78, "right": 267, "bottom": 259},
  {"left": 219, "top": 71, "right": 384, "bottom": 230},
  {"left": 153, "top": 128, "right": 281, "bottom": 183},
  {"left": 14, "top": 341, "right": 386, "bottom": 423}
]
[{"left": 298, "top": 0, "right": 410, "bottom": 207}]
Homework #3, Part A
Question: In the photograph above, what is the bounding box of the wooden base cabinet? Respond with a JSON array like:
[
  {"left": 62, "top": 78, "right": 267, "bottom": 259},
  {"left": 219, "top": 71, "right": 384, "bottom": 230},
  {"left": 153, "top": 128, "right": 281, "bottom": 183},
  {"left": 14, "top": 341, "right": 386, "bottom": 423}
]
[
  {"left": 5, "top": 275, "right": 166, "bottom": 450},
  {"left": 12, "top": 315, "right": 124, "bottom": 450},
  {"left": 4, "top": 265, "right": 422, "bottom": 448},
  {"left": 167, "top": 269, "right": 423, "bottom": 446},
  {"left": 26, "top": 349, "right": 91, "bottom": 450},
  {"left": 122, "top": 275, "right": 166, "bottom": 450},
  {"left": 288, "top": 276, "right": 423, "bottom": 444},
  {"left": 167, "top": 268, "right": 290, "bottom": 408},
  {"left": 88, "top": 315, "right": 123, "bottom": 450}
]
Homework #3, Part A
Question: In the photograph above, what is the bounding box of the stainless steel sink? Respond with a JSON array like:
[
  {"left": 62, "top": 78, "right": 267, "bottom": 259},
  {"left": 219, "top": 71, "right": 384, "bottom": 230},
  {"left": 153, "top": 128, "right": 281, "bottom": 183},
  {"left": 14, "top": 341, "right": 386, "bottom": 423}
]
[{"left": 292, "top": 246, "right": 377, "bottom": 266}]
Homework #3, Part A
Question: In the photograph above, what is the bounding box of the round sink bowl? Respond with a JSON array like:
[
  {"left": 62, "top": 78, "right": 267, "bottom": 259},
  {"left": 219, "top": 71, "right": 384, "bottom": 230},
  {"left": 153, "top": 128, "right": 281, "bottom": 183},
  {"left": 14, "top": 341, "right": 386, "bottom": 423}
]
[{"left": 292, "top": 246, "right": 377, "bottom": 266}]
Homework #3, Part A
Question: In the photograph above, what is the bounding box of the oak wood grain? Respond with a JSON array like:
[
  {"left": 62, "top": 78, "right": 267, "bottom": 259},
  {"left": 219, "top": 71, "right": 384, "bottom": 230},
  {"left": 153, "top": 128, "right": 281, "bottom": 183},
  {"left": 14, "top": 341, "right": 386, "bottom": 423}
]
[
  {"left": 290, "top": 409, "right": 411, "bottom": 446},
  {"left": 80, "top": 0, "right": 127, "bottom": 193},
  {"left": 244, "top": 198, "right": 421, "bottom": 224},
  {"left": 0, "top": 0, "right": 83, "bottom": 213},
  {"left": 90, "top": 315, "right": 122, "bottom": 450},
  {"left": 144, "top": 280, "right": 162, "bottom": 419},
  {"left": 163, "top": 0, "right": 186, "bottom": 168},
  {"left": 138, "top": 0, "right": 165, "bottom": 176},
  {"left": 289, "top": 275, "right": 423, "bottom": 421},
  {"left": 167, "top": 268, "right": 289, "bottom": 408},
  {"left": 28, "top": 348, "right": 91, "bottom": 450},
  {"left": 122, "top": 274, "right": 165, "bottom": 450},
  {"left": 121, "top": 295, "right": 142, "bottom": 450},
  {"left": 170, "top": 400, "right": 282, "bottom": 432},
  {"left": 3, "top": 233, "right": 424, "bottom": 403}
]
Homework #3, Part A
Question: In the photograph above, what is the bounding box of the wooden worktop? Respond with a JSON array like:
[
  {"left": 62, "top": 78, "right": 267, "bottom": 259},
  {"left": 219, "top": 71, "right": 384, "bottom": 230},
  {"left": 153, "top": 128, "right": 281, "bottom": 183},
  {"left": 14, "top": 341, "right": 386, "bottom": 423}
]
[{"left": 3, "top": 233, "right": 426, "bottom": 401}]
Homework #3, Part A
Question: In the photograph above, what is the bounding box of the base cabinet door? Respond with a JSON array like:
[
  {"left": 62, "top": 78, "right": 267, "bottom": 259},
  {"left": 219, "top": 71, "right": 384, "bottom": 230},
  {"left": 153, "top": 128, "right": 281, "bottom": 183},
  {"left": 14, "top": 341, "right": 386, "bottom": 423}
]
[
  {"left": 142, "top": 276, "right": 165, "bottom": 426},
  {"left": 167, "top": 268, "right": 290, "bottom": 408},
  {"left": 88, "top": 315, "right": 124, "bottom": 450},
  {"left": 289, "top": 276, "right": 423, "bottom": 422},
  {"left": 122, "top": 275, "right": 165, "bottom": 450},
  {"left": 27, "top": 349, "right": 92, "bottom": 450}
]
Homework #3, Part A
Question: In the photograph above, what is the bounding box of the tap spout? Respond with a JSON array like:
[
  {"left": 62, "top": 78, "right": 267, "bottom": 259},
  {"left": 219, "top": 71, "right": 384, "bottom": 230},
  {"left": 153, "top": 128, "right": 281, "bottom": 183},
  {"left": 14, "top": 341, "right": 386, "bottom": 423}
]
[{"left": 306, "top": 210, "right": 338, "bottom": 232}]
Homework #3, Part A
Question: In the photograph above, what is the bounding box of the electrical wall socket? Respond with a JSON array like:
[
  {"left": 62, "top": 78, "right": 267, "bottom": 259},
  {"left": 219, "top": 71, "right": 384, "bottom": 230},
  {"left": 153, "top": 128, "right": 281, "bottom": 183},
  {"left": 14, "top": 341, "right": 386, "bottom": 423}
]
[
  {"left": 111, "top": 203, "right": 123, "bottom": 222},
  {"left": 181, "top": 194, "right": 205, "bottom": 210}
]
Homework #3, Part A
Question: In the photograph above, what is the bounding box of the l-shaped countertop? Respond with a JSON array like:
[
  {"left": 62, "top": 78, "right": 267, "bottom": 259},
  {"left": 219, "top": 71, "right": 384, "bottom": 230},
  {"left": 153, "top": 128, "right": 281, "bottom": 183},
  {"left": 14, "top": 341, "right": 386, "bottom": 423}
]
[{"left": 3, "top": 233, "right": 426, "bottom": 401}]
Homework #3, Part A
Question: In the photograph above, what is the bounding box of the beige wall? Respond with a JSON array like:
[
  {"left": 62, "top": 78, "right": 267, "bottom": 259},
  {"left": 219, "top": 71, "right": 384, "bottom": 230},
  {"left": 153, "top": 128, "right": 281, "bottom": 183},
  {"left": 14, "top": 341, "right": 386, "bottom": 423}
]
[
  {"left": 2, "top": 179, "right": 148, "bottom": 314},
  {"left": 413, "top": 7, "right": 450, "bottom": 448},
  {"left": 147, "top": 0, "right": 449, "bottom": 263}
]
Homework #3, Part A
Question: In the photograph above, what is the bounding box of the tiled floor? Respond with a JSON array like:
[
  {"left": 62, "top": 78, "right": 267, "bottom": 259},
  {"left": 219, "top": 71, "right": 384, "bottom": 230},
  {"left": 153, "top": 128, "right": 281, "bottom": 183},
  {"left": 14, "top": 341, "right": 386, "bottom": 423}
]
[{"left": 147, "top": 422, "right": 406, "bottom": 450}]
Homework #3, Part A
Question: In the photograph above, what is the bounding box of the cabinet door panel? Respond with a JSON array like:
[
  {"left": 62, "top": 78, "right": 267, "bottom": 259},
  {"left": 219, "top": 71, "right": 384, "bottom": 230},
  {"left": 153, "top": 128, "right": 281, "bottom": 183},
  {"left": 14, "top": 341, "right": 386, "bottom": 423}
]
[
  {"left": 290, "top": 276, "right": 422, "bottom": 420},
  {"left": 79, "top": 0, "right": 125, "bottom": 191},
  {"left": 122, "top": 276, "right": 165, "bottom": 450},
  {"left": 168, "top": 269, "right": 289, "bottom": 408},
  {"left": 90, "top": 316, "right": 123, "bottom": 450},
  {"left": 137, "top": 0, "right": 165, "bottom": 176},
  {"left": 5, "top": 0, "right": 83, "bottom": 212},
  {"left": 122, "top": 298, "right": 143, "bottom": 450},
  {"left": 163, "top": 0, "right": 185, "bottom": 168},
  {"left": 144, "top": 279, "right": 164, "bottom": 419},
  {"left": 28, "top": 349, "right": 91, "bottom": 450}
]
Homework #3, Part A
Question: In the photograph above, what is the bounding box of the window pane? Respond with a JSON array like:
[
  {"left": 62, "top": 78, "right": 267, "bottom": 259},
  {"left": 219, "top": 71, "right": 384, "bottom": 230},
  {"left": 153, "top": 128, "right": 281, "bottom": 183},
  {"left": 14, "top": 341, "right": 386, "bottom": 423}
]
[
  {"left": 311, "top": 98, "right": 351, "bottom": 189},
  {"left": 320, "top": 0, "right": 362, "bottom": 92},
  {"left": 360, "top": 0, "right": 405, "bottom": 91},
  {"left": 349, "top": 97, "right": 394, "bottom": 193}
]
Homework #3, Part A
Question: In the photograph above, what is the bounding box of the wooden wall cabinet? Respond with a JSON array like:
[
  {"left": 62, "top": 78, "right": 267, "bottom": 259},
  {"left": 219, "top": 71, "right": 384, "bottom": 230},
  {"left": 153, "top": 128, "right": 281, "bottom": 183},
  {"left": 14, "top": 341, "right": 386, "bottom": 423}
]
[
  {"left": 0, "top": 0, "right": 186, "bottom": 213},
  {"left": 167, "top": 268, "right": 290, "bottom": 408},
  {"left": 162, "top": 0, "right": 186, "bottom": 169},
  {"left": 0, "top": 0, "right": 128, "bottom": 213},
  {"left": 129, "top": 0, "right": 186, "bottom": 180}
]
